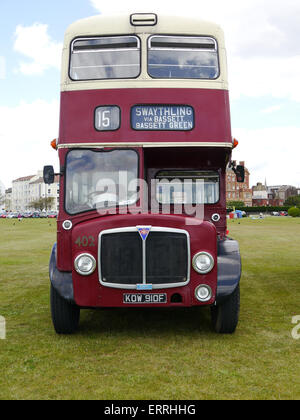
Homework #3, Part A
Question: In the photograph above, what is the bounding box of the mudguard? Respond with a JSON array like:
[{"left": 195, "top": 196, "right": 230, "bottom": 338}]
[
  {"left": 216, "top": 238, "right": 241, "bottom": 304},
  {"left": 49, "top": 244, "right": 74, "bottom": 303}
]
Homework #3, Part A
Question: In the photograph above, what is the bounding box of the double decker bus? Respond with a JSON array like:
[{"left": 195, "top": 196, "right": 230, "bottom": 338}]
[{"left": 44, "top": 12, "right": 244, "bottom": 334}]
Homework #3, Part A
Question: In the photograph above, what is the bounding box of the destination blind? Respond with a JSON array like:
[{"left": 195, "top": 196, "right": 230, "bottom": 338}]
[{"left": 131, "top": 105, "right": 194, "bottom": 131}]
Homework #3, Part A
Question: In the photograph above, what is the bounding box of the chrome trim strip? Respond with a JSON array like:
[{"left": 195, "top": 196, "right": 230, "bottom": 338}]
[
  {"left": 98, "top": 226, "right": 191, "bottom": 290},
  {"left": 58, "top": 142, "right": 232, "bottom": 149},
  {"left": 142, "top": 239, "right": 146, "bottom": 285}
]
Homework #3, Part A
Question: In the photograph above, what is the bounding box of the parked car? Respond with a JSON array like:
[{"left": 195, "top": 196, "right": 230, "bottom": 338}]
[
  {"left": 280, "top": 211, "right": 288, "bottom": 216},
  {"left": 8, "top": 212, "right": 23, "bottom": 219},
  {"left": 32, "top": 211, "right": 40, "bottom": 218},
  {"left": 272, "top": 211, "right": 280, "bottom": 216},
  {"left": 40, "top": 212, "right": 48, "bottom": 218},
  {"left": 47, "top": 211, "right": 57, "bottom": 219}
]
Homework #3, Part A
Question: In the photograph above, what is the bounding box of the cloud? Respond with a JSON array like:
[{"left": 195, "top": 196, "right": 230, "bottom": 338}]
[
  {"left": 14, "top": 23, "right": 62, "bottom": 75},
  {"left": 228, "top": 55, "right": 300, "bottom": 102},
  {"left": 232, "top": 126, "right": 300, "bottom": 187},
  {"left": 90, "top": 0, "right": 300, "bottom": 102},
  {"left": 0, "top": 100, "right": 59, "bottom": 186},
  {"left": 261, "top": 105, "right": 282, "bottom": 115}
]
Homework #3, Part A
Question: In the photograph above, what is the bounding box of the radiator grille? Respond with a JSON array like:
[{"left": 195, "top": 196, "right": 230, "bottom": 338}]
[
  {"left": 146, "top": 232, "right": 188, "bottom": 284},
  {"left": 99, "top": 227, "right": 190, "bottom": 289},
  {"left": 101, "top": 232, "right": 142, "bottom": 285}
]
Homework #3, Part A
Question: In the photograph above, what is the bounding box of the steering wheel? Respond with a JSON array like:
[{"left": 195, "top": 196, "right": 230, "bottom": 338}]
[{"left": 87, "top": 191, "right": 119, "bottom": 206}]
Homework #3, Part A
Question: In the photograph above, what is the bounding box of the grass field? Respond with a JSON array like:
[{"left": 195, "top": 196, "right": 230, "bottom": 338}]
[{"left": 0, "top": 217, "right": 299, "bottom": 400}]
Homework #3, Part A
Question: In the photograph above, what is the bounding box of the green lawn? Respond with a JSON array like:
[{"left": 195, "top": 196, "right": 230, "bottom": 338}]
[{"left": 0, "top": 217, "right": 299, "bottom": 400}]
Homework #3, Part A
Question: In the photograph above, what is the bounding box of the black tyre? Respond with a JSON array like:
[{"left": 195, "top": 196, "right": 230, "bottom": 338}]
[
  {"left": 50, "top": 284, "right": 80, "bottom": 334},
  {"left": 211, "top": 285, "right": 240, "bottom": 334}
]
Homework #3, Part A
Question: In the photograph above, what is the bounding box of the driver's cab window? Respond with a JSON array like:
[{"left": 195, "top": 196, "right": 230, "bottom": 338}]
[{"left": 65, "top": 149, "right": 139, "bottom": 214}]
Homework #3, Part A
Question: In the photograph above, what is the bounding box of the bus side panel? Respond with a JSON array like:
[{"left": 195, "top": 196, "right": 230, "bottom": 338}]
[{"left": 58, "top": 88, "right": 232, "bottom": 146}]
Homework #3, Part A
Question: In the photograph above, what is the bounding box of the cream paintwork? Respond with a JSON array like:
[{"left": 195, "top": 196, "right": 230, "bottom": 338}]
[{"left": 61, "top": 13, "right": 229, "bottom": 92}]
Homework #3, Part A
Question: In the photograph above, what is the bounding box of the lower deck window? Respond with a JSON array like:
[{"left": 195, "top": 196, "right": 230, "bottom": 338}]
[{"left": 155, "top": 170, "right": 219, "bottom": 204}]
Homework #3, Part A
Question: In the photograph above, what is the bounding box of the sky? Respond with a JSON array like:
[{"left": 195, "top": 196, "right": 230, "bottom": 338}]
[{"left": 0, "top": 0, "right": 300, "bottom": 189}]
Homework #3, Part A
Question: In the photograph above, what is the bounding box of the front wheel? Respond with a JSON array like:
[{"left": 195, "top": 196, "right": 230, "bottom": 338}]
[
  {"left": 211, "top": 285, "right": 240, "bottom": 334},
  {"left": 50, "top": 284, "right": 80, "bottom": 334}
]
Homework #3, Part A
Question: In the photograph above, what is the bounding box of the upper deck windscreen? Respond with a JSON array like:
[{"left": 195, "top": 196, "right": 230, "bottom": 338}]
[
  {"left": 148, "top": 36, "right": 219, "bottom": 79},
  {"left": 70, "top": 36, "right": 141, "bottom": 80}
]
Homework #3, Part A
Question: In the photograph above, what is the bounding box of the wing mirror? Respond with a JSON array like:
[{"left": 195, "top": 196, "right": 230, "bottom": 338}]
[
  {"left": 230, "top": 162, "right": 245, "bottom": 183},
  {"left": 43, "top": 166, "right": 55, "bottom": 185},
  {"left": 235, "top": 165, "right": 245, "bottom": 183}
]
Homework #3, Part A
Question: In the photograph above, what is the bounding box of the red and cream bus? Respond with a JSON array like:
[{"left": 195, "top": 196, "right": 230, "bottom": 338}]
[{"left": 44, "top": 12, "right": 244, "bottom": 334}]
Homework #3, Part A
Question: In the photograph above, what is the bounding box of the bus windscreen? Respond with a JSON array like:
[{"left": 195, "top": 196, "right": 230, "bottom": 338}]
[{"left": 65, "top": 149, "right": 139, "bottom": 214}]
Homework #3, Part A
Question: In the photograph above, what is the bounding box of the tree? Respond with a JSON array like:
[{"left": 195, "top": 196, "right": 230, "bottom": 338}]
[
  {"left": 284, "top": 195, "right": 300, "bottom": 207},
  {"left": 5, "top": 198, "right": 12, "bottom": 212},
  {"left": 227, "top": 201, "right": 244, "bottom": 209},
  {"left": 288, "top": 207, "right": 300, "bottom": 217},
  {"left": 43, "top": 197, "right": 55, "bottom": 211},
  {"left": 28, "top": 197, "right": 55, "bottom": 211}
]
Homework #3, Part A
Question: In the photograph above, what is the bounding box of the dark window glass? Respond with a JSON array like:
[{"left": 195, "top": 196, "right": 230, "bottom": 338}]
[
  {"left": 148, "top": 36, "right": 219, "bottom": 79},
  {"left": 70, "top": 36, "right": 140, "bottom": 80}
]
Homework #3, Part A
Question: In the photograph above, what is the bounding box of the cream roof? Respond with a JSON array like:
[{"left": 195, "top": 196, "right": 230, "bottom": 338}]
[{"left": 61, "top": 13, "right": 228, "bottom": 92}]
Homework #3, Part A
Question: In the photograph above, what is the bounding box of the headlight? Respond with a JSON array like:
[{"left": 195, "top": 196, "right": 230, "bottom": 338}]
[
  {"left": 74, "top": 253, "right": 96, "bottom": 276},
  {"left": 192, "top": 252, "right": 214, "bottom": 274},
  {"left": 195, "top": 285, "right": 212, "bottom": 302}
]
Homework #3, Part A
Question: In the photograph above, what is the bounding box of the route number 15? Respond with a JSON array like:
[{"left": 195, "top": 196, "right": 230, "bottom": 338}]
[{"left": 95, "top": 106, "right": 120, "bottom": 131}]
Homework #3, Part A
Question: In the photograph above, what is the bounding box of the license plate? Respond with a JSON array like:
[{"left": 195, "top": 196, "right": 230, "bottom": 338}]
[{"left": 123, "top": 293, "right": 167, "bottom": 304}]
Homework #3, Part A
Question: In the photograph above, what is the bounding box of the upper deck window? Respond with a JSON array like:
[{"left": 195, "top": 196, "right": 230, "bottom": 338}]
[
  {"left": 70, "top": 36, "right": 140, "bottom": 80},
  {"left": 148, "top": 36, "right": 219, "bottom": 79}
]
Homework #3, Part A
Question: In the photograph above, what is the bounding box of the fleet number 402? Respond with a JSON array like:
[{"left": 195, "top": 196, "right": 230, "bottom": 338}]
[{"left": 75, "top": 236, "right": 95, "bottom": 247}]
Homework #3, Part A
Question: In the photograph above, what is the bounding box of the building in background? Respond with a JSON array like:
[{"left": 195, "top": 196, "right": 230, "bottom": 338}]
[
  {"left": 11, "top": 175, "right": 36, "bottom": 211},
  {"left": 226, "top": 161, "right": 252, "bottom": 206},
  {"left": 29, "top": 175, "right": 60, "bottom": 211},
  {"left": 251, "top": 182, "right": 298, "bottom": 206},
  {"left": 252, "top": 182, "right": 269, "bottom": 206},
  {"left": 11, "top": 171, "right": 59, "bottom": 212},
  {"left": 267, "top": 185, "right": 298, "bottom": 206}
]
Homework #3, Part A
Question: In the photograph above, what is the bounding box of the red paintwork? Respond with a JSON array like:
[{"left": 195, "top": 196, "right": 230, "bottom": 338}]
[
  {"left": 71, "top": 214, "right": 217, "bottom": 308},
  {"left": 55, "top": 87, "right": 232, "bottom": 308},
  {"left": 59, "top": 88, "right": 232, "bottom": 145}
]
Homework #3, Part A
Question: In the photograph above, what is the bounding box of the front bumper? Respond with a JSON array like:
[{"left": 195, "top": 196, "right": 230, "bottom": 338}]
[{"left": 49, "top": 236, "right": 241, "bottom": 307}]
